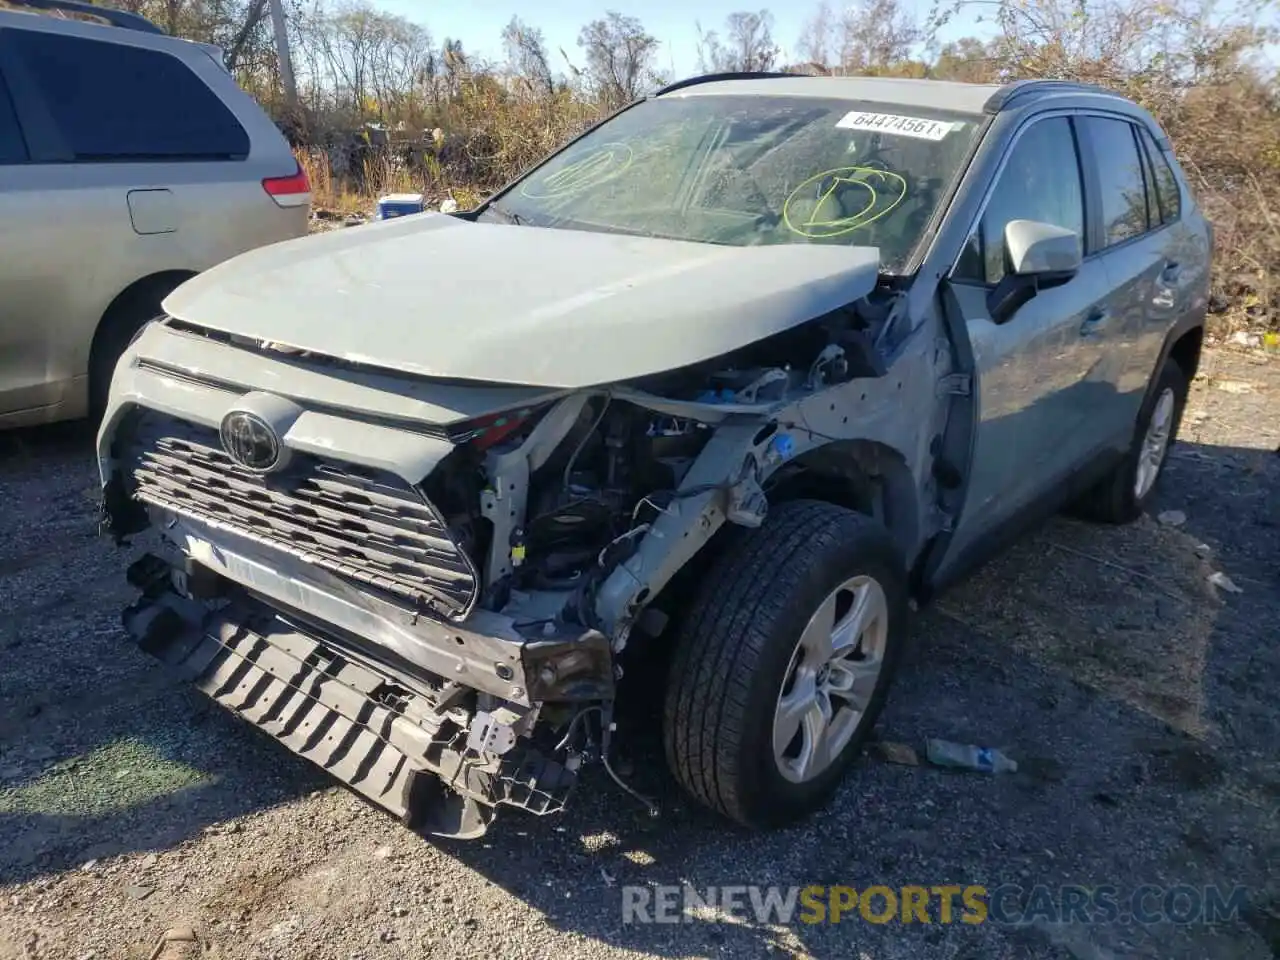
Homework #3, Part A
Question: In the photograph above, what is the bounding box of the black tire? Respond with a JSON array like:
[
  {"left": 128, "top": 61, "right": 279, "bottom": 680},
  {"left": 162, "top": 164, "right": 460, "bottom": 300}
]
[
  {"left": 1074, "top": 357, "right": 1189, "bottom": 524},
  {"left": 662, "top": 499, "right": 908, "bottom": 828},
  {"left": 89, "top": 282, "right": 177, "bottom": 420}
]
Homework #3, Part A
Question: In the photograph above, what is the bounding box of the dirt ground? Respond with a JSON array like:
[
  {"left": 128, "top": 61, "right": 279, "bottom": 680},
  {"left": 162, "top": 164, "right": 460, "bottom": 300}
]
[{"left": 0, "top": 345, "right": 1276, "bottom": 960}]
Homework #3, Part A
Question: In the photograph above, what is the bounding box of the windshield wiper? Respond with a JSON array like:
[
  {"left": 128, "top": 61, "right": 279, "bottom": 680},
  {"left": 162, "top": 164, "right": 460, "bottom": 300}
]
[{"left": 485, "top": 202, "right": 524, "bottom": 225}]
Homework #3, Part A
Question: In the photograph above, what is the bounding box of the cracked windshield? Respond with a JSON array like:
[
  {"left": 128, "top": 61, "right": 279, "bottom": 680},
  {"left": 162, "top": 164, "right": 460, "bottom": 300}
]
[{"left": 485, "top": 95, "right": 980, "bottom": 272}]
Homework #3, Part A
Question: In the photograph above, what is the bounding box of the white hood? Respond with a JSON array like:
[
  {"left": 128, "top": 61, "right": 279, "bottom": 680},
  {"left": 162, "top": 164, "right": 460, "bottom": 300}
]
[{"left": 163, "top": 213, "right": 881, "bottom": 389}]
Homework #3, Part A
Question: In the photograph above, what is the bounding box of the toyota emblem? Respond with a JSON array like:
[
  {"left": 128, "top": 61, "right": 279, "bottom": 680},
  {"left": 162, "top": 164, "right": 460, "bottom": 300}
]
[{"left": 220, "top": 410, "right": 282, "bottom": 472}]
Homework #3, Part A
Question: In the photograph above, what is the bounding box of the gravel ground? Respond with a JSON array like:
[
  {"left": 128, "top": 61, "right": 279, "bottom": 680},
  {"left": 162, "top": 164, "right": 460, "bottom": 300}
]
[{"left": 0, "top": 345, "right": 1277, "bottom": 960}]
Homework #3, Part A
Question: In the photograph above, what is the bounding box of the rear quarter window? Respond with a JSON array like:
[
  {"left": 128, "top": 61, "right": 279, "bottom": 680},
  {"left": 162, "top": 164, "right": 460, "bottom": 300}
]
[
  {"left": 1138, "top": 126, "right": 1182, "bottom": 223},
  {"left": 0, "top": 30, "right": 248, "bottom": 162}
]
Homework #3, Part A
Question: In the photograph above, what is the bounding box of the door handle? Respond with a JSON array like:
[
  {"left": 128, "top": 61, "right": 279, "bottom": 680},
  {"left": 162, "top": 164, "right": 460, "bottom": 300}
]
[{"left": 1079, "top": 309, "right": 1111, "bottom": 337}]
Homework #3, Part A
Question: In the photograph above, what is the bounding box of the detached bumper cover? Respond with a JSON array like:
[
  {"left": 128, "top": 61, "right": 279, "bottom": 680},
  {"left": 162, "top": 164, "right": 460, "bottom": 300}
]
[{"left": 122, "top": 558, "right": 579, "bottom": 839}]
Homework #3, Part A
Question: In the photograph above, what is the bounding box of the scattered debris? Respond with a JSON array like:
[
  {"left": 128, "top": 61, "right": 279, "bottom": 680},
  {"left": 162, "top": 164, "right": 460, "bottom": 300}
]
[
  {"left": 141, "top": 853, "right": 160, "bottom": 869},
  {"left": 373, "top": 844, "right": 394, "bottom": 860},
  {"left": 1228, "top": 330, "right": 1262, "bottom": 350},
  {"left": 1157, "top": 509, "right": 1187, "bottom": 527},
  {"left": 1047, "top": 540, "right": 1188, "bottom": 605},
  {"left": 600, "top": 867, "right": 617, "bottom": 887},
  {"left": 869, "top": 740, "right": 920, "bottom": 766},
  {"left": 80, "top": 860, "right": 99, "bottom": 872},
  {"left": 1208, "top": 571, "right": 1244, "bottom": 594},
  {"left": 926, "top": 739, "right": 1018, "bottom": 774},
  {"left": 1214, "top": 379, "right": 1254, "bottom": 394},
  {"left": 439, "top": 197, "right": 459, "bottom": 214},
  {"left": 147, "top": 927, "right": 199, "bottom": 960},
  {"left": 379, "top": 930, "right": 398, "bottom": 943},
  {"left": 390, "top": 906, "right": 408, "bottom": 918},
  {"left": 1194, "top": 542, "right": 1214, "bottom": 559},
  {"left": 126, "top": 884, "right": 155, "bottom": 901}
]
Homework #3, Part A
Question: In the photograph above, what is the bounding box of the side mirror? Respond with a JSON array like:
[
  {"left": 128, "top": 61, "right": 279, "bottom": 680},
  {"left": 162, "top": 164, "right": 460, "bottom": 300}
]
[
  {"left": 988, "top": 220, "right": 1082, "bottom": 324},
  {"left": 1006, "top": 219, "right": 1082, "bottom": 276}
]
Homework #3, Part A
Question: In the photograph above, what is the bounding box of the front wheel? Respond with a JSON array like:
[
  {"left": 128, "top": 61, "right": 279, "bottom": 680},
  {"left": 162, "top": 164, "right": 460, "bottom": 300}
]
[{"left": 662, "top": 500, "right": 908, "bottom": 828}]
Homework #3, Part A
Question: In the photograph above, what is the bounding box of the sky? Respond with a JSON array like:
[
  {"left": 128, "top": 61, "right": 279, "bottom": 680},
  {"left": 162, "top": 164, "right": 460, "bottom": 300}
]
[{"left": 372, "top": 0, "right": 993, "bottom": 79}]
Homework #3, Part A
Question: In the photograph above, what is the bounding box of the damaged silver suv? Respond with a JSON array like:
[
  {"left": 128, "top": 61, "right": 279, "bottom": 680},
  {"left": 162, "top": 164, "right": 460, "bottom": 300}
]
[{"left": 97, "top": 75, "right": 1210, "bottom": 839}]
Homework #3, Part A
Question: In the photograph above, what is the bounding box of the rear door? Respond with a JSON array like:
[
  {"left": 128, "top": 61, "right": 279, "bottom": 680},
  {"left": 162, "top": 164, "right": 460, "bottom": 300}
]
[
  {"left": 938, "top": 114, "right": 1110, "bottom": 569},
  {"left": 1074, "top": 114, "right": 1194, "bottom": 445}
]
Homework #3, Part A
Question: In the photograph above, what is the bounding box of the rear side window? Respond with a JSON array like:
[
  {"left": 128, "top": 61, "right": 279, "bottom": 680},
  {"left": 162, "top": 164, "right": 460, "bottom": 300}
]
[
  {"left": 955, "top": 116, "right": 1085, "bottom": 285},
  {"left": 1138, "top": 126, "right": 1181, "bottom": 224},
  {"left": 1, "top": 30, "right": 248, "bottom": 162},
  {"left": 1134, "top": 128, "right": 1161, "bottom": 230},
  {"left": 0, "top": 71, "right": 29, "bottom": 164},
  {"left": 1079, "top": 116, "right": 1149, "bottom": 247}
]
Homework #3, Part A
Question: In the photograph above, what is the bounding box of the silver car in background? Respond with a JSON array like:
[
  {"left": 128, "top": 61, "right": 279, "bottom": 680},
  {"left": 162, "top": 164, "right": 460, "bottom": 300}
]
[{"left": 0, "top": 0, "right": 310, "bottom": 429}]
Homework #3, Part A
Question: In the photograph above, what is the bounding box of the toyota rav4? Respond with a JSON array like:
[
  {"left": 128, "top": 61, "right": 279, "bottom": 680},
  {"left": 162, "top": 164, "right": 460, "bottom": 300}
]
[{"left": 97, "top": 74, "right": 1210, "bottom": 839}]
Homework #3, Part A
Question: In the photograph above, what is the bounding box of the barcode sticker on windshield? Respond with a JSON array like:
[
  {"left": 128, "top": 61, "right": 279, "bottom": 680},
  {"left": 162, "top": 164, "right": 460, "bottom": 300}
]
[{"left": 836, "top": 111, "right": 956, "bottom": 140}]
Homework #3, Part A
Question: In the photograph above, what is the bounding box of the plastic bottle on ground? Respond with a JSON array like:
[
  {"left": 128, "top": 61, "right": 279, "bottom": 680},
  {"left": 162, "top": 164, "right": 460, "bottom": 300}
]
[{"left": 926, "top": 738, "right": 1018, "bottom": 774}]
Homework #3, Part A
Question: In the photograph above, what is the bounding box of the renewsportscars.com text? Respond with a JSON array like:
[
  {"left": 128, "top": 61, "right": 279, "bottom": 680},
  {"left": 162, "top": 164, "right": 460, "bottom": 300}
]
[{"left": 621, "top": 883, "right": 1249, "bottom": 926}]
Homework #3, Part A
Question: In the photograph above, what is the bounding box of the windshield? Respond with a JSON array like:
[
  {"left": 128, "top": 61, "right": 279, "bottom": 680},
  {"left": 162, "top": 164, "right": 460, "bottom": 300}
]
[{"left": 485, "top": 95, "right": 982, "bottom": 273}]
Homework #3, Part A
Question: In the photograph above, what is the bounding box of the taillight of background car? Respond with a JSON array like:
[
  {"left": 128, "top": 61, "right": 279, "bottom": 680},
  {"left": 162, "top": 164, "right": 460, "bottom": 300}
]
[{"left": 262, "top": 162, "right": 311, "bottom": 208}]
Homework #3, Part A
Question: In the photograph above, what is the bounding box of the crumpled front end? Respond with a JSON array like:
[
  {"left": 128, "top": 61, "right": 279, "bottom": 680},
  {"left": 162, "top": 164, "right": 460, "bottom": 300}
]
[{"left": 96, "top": 321, "right": 633, "bottom": 838}]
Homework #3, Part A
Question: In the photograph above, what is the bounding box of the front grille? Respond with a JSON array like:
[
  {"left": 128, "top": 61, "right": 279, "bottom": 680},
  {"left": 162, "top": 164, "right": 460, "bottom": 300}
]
[{"left": 126, "top": 414, "right": 479, "bottom": 620}]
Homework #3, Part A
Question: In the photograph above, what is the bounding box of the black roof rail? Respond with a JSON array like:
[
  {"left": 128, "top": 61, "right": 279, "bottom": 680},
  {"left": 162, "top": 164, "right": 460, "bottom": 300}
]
[
  {"left": 654, "top": 71, "right": 801, "bottom": 97},
  {"left": 4, "top": 0, "right": 165, "bottom": 34},
  {"left": 983, "top": 79, "right": 1119, "bottom": 113}
]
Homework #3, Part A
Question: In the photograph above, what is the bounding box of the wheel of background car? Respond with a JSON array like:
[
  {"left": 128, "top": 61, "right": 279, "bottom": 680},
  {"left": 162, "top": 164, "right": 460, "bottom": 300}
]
[
  {"left": 1073, "top": 357, "right": 1189, "bottom": 524},
  {"left": 662, "top": 500, "right": 908, "bottom": 828},
  {"left": 89, "top": 280, "right": 182, "bottom": 420}
]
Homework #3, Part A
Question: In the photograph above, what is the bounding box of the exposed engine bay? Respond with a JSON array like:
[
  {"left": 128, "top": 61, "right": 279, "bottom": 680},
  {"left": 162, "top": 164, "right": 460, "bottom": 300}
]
[
  {"left": 431, "top": 293, "right": 900, "bottom": 629},
  {"left": 437, "top": 399, "right": 713, "bottom": 616},
  {"left": 99, "top": 281, "right": 932, "bottom": 839}
]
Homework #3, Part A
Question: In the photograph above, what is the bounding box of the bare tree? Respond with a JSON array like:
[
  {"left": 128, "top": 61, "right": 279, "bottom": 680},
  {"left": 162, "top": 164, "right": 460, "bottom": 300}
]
[
  {"left": 117, "top": 0, "right": 274, "bottom": 70},
  {"left": 502, "top": 16, "right": 555, "bottom": 98},
  {"left": 797, "top": 0, "right": 921, "bottom": 72},
  {"left": 440, "top": 36, "right": 467, "bottom": 99},
  {"left": 838, "top": 0, "right": 921, "bottom": 71},
  {"left": 697, "top": 9, "right": 781, "bottom": 73},
  {"left": 577, "top": 11, "right": 660, "bottom": 107},
  {"left": 795, "top": 0, "right": 835, "bottom": 65}
]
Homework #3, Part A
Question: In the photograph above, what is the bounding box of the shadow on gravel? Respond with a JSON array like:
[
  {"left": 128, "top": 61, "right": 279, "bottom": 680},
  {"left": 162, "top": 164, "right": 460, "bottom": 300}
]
[
  {"left": 1, "top": 420, "right": 325, "bottom": 886},
  {"left": 424, "top": 439, "right": 1279, "bottom": 959},
  {"left": 1, "top": 415, "right": 1277, "bottom": 957},
  {"left": 0, "top": 694, "right": 326, "bottom": 887}
]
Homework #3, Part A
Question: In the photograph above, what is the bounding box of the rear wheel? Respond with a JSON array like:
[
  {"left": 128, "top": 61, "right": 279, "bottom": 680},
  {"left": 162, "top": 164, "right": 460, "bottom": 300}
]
[
  {"left": 1074, "top": 357, "right": 1188, "bottom": 524},
  {"left": 662, "top": 500, "right": 908, "bottom": 828}
]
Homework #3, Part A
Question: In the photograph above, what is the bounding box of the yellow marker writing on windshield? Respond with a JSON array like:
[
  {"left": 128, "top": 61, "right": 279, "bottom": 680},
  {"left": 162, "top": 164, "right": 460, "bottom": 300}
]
[
  {"left": 520, "top": 143, "right": 635, "bottom": 200},
  {"left": 782, "top": 166, "right": 908, "bottom": 239}
]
